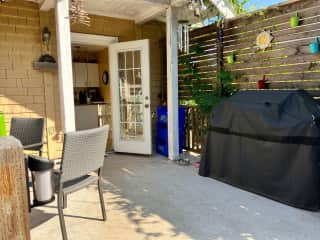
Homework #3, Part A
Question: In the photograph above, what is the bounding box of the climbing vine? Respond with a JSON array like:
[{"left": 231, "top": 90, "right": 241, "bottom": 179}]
[{"left": 179, "top": 42, "right": 239, "bottom": 116}]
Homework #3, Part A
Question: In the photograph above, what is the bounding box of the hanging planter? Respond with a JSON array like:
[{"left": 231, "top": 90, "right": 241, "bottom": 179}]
[
  {"left": 258, "top": 75, "right": 268, "bottom": 89},
  {"left": 309, "top": 37, "right": 320, "bottom": 54},
  {"left": 227, "top": 53, "right": 235, "bottom": 64},
  {"left": 290, "top": 12, "right": 300, "bottom": 28}
]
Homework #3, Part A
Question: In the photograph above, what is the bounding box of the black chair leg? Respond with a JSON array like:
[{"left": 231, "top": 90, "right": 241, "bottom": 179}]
[
  {"left": 25, "top": 157, "right": 31, "bottom": 212},
  {"left": 98, "top": 169, "right": 106, "bottom": 221},
  {"left": 58, "top": 191, "right": 68, "bottom": 240},
  {"left": 63, "top": 194, "right": 67, "bottom": 209}
]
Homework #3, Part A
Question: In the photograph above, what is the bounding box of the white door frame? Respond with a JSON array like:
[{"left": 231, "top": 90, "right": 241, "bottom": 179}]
[
  {"left": 109, "top": 39, "right": 152, "bottom": 155},
  {"left": 71, "top": 32, "right": 118, "bottom": 48},
  {"left": 166, "top": 6, "right": 180, "bottom": 160},
  {"left": 55, "top": 0, "right": 75, "bottom": 133}
]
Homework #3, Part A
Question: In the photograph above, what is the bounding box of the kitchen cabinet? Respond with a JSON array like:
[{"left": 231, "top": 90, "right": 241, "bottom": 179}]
[
  {"left": 73, "top": 63, "right": 100, "bottom": 88},
  {"left": 87, "top": 63, "right": 100, "bottom": 87},
  {"left": 73, "top": 63, "right": 88, "bottom": 87}
]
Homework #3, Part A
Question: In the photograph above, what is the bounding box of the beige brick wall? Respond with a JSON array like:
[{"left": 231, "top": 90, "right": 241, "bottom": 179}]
[
  {"left": 0, "top": 0, "right": 50, "bottom": 156},
  {"left": 139, "top": 21, "right": 166, "bottom": 143},
  {"left": 1, "top": 1, "right": 165, "bottom": 157}
]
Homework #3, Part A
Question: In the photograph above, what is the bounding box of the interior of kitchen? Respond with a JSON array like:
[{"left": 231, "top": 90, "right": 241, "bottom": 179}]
[{"left": 71, "top": 43, "right": 112, "bottom": 149}]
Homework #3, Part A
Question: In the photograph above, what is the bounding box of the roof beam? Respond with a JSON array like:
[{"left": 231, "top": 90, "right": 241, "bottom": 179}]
[
  {"left": 140, "top": 0, "right": 170, "bottom": 6},
  {"left": 209, "top": 0, "right": 236, "bottom": 18},
  {"left": 39, "top": 0, "right": 55, "bottom": 11},
  {"left": 135, "top": 7, "right": 166, "bottom": 24}
]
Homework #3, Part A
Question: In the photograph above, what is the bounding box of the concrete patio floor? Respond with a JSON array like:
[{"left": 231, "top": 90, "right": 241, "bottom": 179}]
[{"left": 30, "top": 153, "right": 320, "bottom": 240}]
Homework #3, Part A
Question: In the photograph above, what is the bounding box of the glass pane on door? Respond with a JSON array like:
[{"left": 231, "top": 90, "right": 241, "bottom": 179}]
[{"left": 118, "top": 50, "right": 144, "bottom": 141}]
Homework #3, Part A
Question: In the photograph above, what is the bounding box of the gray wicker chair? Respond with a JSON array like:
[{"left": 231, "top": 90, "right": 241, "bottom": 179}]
[
  {"left": 55, "top": 126, "right": 109, "bottom": 240},
  {"left": 10, "top": 117, "right": 45, "bottom": 211},
  {"left": 10, "top": 117, "right": 45, "bottom": 155}
]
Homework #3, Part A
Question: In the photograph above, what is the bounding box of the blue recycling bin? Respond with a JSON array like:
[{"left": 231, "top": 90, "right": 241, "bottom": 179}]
[{"left": 156, "top": 106, "right": 186, "bottom": 157}]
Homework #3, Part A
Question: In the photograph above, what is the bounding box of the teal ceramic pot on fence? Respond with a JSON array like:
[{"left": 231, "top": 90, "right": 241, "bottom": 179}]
[
  {"left": 309, "top": 37, "right": 320, "bottom": 54},
  {"left": 0, "top": 112, "right": 7, "bottom": 136}
]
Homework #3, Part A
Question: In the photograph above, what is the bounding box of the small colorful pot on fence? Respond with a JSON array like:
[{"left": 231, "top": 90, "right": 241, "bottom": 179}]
[
  {"left": 227, "top": 54, "right": 235, "bottom": 64},
  {"left": 258, "top": 75, "right": 268, "bottom": 89},
  {"left": 309, "top": 37, "right": 320, "bottom": 54},
  {"left": 290, "top": 13, "right": 300, "bottom": 28}
]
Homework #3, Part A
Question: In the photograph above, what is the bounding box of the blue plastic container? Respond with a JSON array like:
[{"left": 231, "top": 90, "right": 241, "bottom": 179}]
[
  {"left": 156, "top": 135, "right": 184, "bottom": 157},
  {"left": 157, "top": 106, "right": 186, "bottom": 126},
  {"left": 156, "top": 106, "right": 186, "bottom": 157}
]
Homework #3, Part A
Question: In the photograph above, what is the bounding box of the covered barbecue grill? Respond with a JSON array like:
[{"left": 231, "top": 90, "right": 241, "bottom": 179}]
[{"left": 199, "top": 90, "right": 320, "bottom": 211}]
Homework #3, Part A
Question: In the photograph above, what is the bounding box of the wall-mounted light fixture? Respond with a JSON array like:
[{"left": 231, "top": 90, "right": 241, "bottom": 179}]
[{"left": 42, "top": 27, "right": 51, "bottom": 52}]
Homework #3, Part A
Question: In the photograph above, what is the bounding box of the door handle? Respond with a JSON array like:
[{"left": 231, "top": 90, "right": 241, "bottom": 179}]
[{"left": 145, "top": 104, "right": 149, "bottom": 108}]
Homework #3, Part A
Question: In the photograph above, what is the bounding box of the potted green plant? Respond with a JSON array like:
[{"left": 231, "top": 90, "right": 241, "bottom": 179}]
[
  {"left": 227, "top": 53, "right": 235, "bottom": 64},
  {"left": 290, "top": 12, "right": 300, "bottom": 27}
]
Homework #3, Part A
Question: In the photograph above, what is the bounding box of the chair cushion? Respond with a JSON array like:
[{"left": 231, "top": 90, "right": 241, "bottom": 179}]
[{"left": 54, "top": 173, "right": 98, "bottom": 194}]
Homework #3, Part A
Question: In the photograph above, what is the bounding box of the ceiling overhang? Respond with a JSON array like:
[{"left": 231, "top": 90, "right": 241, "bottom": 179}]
[
  {"left": 209, "top": 0, "right": 235, "bottom": 18},
  {"left": 27, "top": 0, "right": 235, "bottom": 23}
]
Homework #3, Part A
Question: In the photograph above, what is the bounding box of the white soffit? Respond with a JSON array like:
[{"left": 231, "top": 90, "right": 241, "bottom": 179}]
[
  {"left": 71, "top": 32, "right": 118, "bottom": 47},
  {"left": 30, "top": 0, "right": 235, "bottom": 22},
  {"left": 82, "top": 0, "right": 168, "bottom": 24},
  {"left": 31, "top": 0, "right": 168, "bottom": 23},
  {"left": 209, "top": 0, "right": 236, "bottom": 18}
]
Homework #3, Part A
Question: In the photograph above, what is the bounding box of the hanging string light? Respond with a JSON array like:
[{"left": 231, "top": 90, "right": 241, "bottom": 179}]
[
  {"left": 70, "top": 0, "right": 91, "bottom": 26},
  {"left": 178, "top": 0, "right": 207, "bottom": 54}
]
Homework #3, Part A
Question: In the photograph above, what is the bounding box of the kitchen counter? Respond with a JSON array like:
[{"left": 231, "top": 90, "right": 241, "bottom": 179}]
[
  {"left": 75, "top": 104, "right": 108, "bottom": 130},
  {"left": 75, "top": 102, "right": 107, "bottom": 106}
]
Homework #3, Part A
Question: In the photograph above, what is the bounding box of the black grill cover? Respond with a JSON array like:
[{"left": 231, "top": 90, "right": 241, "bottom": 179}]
[{"left": 199, "top": 90, "right": 320, "bottom": 211}]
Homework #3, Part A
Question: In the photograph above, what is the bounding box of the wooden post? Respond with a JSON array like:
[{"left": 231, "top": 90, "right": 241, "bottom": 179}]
[
  {"left": 166, "top": 6, "right": 180, "bottom": 160},
  {"left": 216, "top": 21, "right": 224, "bottom": 84},
  {"left": 55, "top": 0, "right": 76, "bottom": 133},
  {"left": 0, "top": 137, "right": 30, "bottom": 240}
]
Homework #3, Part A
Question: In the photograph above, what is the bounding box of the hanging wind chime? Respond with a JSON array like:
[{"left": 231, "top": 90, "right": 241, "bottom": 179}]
[
  {"left": 178, "top": 20, "right": 190, "bottom": 54},
  {"left": 177, "top": 0, "right": 206, "bottom": 54},
  {"left": 69, "top": 0, "right": 91, "bottom": 26}
]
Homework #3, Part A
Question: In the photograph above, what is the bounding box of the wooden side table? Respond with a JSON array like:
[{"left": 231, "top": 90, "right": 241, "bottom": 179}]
[{"left": 0, "top": 136, "right": 30, "bottom": 240}]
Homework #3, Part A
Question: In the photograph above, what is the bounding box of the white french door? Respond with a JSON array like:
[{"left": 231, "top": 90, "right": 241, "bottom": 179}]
[{"left": 109, "top": 39, "right": 152, "bottom": 155}]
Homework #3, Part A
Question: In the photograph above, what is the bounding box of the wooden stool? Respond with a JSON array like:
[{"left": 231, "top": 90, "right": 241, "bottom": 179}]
[{"left": 0, "top": 136, "right": 30, "bottom": 240}]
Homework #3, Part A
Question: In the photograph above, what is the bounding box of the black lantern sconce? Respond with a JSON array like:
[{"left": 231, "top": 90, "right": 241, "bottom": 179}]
[{"left": 42, "top": 27, "right": 51, "bottom": 51}]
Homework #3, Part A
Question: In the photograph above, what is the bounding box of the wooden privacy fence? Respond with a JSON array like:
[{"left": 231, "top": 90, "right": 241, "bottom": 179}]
[
  {"left": 183, "top": 106, "right": 208, "bottom": 153},
  {"left": 178, "top": 24, "right": 219, "bottom": 100},
  {"left": 179, "top": 0, "right": 320, "bottom": 153}
]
